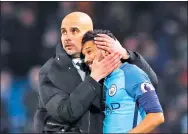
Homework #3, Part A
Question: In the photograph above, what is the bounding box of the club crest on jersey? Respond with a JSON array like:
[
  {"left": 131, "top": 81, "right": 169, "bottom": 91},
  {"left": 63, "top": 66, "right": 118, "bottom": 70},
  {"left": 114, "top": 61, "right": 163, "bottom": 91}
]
[
  {"left": 109, "top": 84, "right": 117, "bottom": 96},
  {"left": 141, "top": 82, "right": 155, "bottom": 93}
]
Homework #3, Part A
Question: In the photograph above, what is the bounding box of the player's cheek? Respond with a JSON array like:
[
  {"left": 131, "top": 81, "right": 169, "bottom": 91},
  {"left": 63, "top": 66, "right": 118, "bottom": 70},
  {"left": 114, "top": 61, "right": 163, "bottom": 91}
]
[
  {"left": 85, "top": 55, "right": 89, "bottom": 63},
  {"left": 90, "top": 54, "right": 95, "bottom": 62},
  {"left": 92, "top": 52, "right": 98, "bottom": 61}
]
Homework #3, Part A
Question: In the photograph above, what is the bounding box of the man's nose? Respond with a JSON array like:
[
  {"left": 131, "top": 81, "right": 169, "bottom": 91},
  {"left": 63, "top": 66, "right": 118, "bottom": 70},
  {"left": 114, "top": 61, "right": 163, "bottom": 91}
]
[
  {"left": 66, "top": 34, "right": 71, "bottom": 40},
  {"left": 64, "top": 34, "right": 71, "bottom": 43},
  {"left": 63, "top": 32, "right": 72, "bottom": 40}
]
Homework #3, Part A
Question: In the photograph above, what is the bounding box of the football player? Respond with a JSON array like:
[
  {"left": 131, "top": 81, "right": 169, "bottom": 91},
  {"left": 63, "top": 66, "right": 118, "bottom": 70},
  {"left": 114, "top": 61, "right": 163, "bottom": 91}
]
[{"left": 81, "top": 29, "right": 165, "bottom": 133}]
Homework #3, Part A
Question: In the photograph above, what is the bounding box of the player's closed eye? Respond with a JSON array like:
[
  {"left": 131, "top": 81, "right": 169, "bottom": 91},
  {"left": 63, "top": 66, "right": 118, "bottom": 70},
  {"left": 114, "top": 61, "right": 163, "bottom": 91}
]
[{"left": 87, "top": 50, "right": 92, "bottom": 55}]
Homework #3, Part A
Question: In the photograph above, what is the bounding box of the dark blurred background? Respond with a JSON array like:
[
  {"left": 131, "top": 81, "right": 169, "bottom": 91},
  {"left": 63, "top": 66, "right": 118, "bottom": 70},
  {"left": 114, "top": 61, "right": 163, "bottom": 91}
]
[{"left": 1, "top": 1, "right": 187, "bottom": 133}]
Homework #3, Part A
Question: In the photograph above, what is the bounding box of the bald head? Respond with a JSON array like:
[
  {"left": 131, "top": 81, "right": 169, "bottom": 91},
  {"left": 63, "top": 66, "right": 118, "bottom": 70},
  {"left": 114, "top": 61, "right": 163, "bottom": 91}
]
[
  {"left": 60, "top": 12, "right": 93, "bottom": 58},
  {"left": 62, "top": 12, "right": 93, "bottom": 31}
]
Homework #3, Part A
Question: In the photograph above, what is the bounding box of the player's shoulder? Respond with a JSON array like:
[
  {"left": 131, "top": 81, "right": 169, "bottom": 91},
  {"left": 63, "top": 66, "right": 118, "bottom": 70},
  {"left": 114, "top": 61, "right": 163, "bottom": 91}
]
[
  {"left": 120, "top": 62, "right": 146, "bottom": 75},
  {"left": 120, "top": 62, "right": 149, "bottom": 82}
]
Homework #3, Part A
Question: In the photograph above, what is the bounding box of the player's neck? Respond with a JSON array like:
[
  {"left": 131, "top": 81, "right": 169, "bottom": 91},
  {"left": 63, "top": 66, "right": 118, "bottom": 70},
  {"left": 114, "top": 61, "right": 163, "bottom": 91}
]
[
  {"left": 107, "top": 61, "right": 122, "bottom": 77},
  {"left": 114, "top": 61, "right": 122, "bottom": 71}
]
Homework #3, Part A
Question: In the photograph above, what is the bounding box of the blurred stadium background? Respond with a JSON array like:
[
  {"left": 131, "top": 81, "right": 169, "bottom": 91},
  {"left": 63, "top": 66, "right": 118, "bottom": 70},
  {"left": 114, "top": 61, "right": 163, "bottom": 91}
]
[{"left": 1, "top": 1, "right": 187, "bottom": 133}]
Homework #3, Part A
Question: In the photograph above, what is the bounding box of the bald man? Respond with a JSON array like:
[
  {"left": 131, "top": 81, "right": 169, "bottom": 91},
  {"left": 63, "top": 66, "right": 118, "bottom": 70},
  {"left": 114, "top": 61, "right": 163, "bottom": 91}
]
[{"left": 34, "top": 12, "right": 158, "bottom": 133}]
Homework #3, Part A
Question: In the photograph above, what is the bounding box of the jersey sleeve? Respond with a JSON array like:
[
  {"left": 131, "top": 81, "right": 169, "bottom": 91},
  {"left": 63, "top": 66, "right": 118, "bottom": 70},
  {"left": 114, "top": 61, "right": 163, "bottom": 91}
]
[{"left": 124, "top": 65, "right": 163, "bottom": 113}]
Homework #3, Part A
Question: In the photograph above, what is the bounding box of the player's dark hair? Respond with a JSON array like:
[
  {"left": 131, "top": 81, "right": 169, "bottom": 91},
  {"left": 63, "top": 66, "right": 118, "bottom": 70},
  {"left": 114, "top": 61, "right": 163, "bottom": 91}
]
[{"left": 82, "top": 29, "right": 116, "bottom": 45}]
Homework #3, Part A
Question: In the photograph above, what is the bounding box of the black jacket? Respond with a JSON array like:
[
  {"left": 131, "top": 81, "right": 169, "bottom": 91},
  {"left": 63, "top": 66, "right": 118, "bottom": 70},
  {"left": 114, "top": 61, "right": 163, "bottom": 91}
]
[{"left": 34, "top": 44, "right": 158, "bottom": 133}]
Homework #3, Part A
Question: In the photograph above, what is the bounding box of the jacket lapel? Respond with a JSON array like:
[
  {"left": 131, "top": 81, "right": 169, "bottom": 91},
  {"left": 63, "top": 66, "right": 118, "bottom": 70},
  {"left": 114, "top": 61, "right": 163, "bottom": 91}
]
[{"left": 47, "top": 44, "right": 82, "bottom": 94}]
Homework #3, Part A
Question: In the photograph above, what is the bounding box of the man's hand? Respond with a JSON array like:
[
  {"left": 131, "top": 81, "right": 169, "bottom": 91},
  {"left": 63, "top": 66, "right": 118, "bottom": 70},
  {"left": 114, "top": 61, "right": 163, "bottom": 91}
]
[
  {"left": 94, "top": 34, "right": 129, "bottom": 60},
  {"left": 90, "top": 51, "right": 121, "bottom": 82}
]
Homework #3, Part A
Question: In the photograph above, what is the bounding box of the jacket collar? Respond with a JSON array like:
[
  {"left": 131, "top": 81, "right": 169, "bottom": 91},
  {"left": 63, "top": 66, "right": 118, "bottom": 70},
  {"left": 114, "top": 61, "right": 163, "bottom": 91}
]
[
  {"left": 55, "top": 44, "right": 73, "bottom": 68},
  {"left": 55, "top": 44, "right": 90, "bottom": 73}
]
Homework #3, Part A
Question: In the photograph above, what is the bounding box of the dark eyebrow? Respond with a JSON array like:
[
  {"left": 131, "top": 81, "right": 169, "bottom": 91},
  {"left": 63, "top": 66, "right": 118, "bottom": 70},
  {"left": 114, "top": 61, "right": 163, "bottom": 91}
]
[
  {"left": 71, "top": 27, "right": 80, "bottom": 31},
  {"left": 81, "top": 46, "right": 91, "bottom": 56},
  {"left": 61, "top": 28, "right": 65, "bottom": 31},
  {"left": 85, "top": 47, "right": 92, "bottom": 50},
  {"left": 60, "top": 27, "right": 80, "bottom": 32}
]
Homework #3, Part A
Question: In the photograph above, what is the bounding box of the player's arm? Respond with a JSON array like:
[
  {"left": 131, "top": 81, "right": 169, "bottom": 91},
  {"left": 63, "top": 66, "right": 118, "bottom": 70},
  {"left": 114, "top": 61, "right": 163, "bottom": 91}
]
[
  {"left": 124, "top": 67, "right": 164, "bottom": 133},
  {"left": 128, "top": 82, "right": 164, "bottom": 133},
  {"left": 128, "top": 112, "right": 164, "bottom": 133}
]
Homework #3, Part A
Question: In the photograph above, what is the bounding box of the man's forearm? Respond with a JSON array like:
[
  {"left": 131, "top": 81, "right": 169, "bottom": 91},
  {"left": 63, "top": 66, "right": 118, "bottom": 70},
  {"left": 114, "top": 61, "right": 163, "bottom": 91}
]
[
  {"left": 128, "top": 113, "right": 164, "bottom": 133},
  {"left": 40, "top": 74, "right": 102, "bottom": 123}
]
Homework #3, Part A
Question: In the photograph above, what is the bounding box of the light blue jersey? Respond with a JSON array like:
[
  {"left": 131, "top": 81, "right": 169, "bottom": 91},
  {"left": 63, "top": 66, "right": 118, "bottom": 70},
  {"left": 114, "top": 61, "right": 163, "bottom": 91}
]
[{"left": 103, "top": 62, "right": 162, "bottom": 133}]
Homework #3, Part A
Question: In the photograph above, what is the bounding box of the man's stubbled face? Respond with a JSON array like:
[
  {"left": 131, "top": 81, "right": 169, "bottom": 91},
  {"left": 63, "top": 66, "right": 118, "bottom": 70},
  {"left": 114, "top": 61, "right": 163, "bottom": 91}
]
[{"left": 82, "top": 41, "right": 107, "bottom": 70}]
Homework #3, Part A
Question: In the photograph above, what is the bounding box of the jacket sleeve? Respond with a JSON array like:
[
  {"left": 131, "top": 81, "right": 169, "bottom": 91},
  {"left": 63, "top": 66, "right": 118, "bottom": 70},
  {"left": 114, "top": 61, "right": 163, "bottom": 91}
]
[
  {"left": 39, "top": 73, "right": 102, "bottom": 124},
  {"left": 124, "top": 51, "right": 158, "bottom": 89},
  {"left": 34, "top": 99, "right": 48, "bottom": 132}
]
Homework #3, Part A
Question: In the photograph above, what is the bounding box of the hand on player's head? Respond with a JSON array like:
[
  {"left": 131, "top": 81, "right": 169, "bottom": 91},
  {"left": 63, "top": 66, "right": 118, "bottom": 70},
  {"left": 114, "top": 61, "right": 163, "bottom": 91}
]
[
  {"left": 81, "top": 29, "right": 123, "bottom": 81},
  {"left": 94, "top": 34, "right": 129, "bottom": 60},
  {"left": 82, "top": 30, "right": 114, "bottom": 70}
]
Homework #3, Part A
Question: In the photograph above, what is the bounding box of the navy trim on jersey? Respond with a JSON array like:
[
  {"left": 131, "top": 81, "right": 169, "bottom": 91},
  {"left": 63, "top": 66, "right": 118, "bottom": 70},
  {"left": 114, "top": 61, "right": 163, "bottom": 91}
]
[
  {"left": 132, "top": 101, "right": 139, "bottom": 128},
  {"left": 137, "top": 90, "right": 163, "bottom": 113}
]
